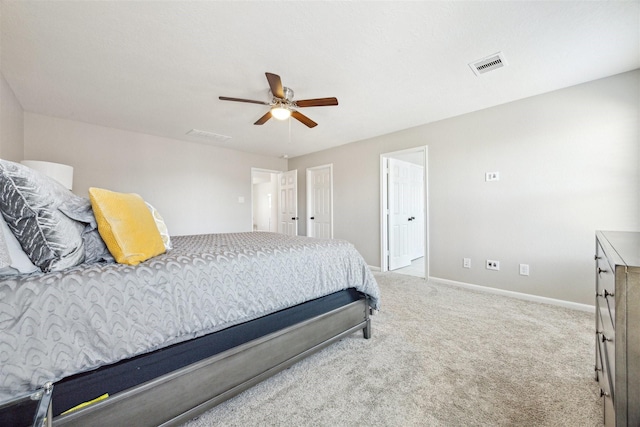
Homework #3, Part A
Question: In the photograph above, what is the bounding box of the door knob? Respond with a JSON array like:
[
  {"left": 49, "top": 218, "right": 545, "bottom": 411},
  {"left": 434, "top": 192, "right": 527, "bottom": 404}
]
[
  {"left": 408, "top": 217, "right": 413, "bottom": 221},
  {"left": 291, "top": 217, "right": 299, "bottom": 221},
  {"left": 310, "top": 217, "right": 315, "bottom": 220}
]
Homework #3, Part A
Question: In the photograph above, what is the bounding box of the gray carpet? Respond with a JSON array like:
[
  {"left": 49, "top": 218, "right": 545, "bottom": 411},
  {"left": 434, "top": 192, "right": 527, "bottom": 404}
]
[{"left": 183, "top": 272, "right": 602, "bottom": 426}]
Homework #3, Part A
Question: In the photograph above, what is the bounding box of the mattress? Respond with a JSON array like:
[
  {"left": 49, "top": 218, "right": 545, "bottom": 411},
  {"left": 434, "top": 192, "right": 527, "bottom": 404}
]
[
  {"left": 51, "top": 288, "right": 363, "bottom": 417},
  {"left": 0, "top": 232, "right": 380, "bottom": 401}
]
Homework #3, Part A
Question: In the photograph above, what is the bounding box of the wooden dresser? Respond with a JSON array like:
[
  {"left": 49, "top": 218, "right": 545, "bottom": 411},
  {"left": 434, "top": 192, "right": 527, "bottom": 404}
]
[{"left": 595, "top": 231, "right": 640, "bottom": 426}]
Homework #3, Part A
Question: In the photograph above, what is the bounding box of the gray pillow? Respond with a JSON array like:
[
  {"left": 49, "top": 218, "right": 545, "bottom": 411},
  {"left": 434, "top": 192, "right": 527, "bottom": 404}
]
[
  {"left": 0, "top": 159, "right": 85, "bottom": 272},
  {"left": 59, "top": 196, "right": 114, "bottom": 264}
]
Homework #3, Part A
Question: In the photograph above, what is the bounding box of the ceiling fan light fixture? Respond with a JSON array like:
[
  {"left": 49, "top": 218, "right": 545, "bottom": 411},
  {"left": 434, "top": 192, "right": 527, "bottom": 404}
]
[{"left": 271, "top": 105, "right": 291, "bottom": 120}]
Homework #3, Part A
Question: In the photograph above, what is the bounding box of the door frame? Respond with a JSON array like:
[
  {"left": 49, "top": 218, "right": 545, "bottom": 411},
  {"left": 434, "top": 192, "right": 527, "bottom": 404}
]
[
  {"left": 306, "top": 164, "right": 334, "bottom": 239},
  {"left": 380, "top": 146, "right": 429, "bottom": 278}
]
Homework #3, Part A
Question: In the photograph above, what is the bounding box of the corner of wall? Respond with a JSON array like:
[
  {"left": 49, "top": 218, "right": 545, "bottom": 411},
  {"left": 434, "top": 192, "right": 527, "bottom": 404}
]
[{"left": 0, "top": 71, "right": 25, "bottom": 161}]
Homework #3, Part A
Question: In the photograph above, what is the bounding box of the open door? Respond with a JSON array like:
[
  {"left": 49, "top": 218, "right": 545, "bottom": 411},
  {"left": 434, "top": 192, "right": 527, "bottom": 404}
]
[
  {"left": 388, "top": 158, "right": 412, "bottom": 270},
  {"left": 278, "top": 170, "right": 298, "bottom": 236}
]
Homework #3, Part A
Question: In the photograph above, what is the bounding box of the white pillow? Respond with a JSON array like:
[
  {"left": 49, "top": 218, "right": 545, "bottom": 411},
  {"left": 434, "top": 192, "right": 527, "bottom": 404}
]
[
  {"left": 0, "top": 216, "right": 13, "bottom": 274},
  {"left": 0, "top": 213, "right": 39, "bottom": 275}
]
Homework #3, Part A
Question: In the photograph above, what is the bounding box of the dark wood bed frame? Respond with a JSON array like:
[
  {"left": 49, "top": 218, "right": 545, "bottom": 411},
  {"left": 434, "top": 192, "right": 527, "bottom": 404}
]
[{"left": 49, "top": 295, "right": 371, "bottom": 426}]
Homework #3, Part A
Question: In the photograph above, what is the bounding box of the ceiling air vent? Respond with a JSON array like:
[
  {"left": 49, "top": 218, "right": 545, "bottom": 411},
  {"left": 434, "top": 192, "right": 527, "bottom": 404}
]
[
  {"left": 469, "top": 52, "right": 507, "bottom": 76},
  {"left": 186, "top": 129, "right": 232, "bottom": 143}
]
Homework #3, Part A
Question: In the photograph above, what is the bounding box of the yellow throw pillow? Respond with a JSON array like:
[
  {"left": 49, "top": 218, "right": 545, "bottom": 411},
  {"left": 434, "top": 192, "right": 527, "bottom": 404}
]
[{"left": 89, "top": 187, "right": 166, "bottom": 265}]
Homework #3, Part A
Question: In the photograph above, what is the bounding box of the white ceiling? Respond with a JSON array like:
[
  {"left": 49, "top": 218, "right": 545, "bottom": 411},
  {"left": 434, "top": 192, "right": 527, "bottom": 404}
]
[{"left": 1, "top": 1, "right": 639, "bottom": 158}]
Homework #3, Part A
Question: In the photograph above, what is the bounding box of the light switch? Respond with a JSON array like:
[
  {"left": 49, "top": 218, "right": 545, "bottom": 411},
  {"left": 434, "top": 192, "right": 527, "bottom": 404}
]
[{"left": 485, "top": 172, "right": 500, "bottom": 182}]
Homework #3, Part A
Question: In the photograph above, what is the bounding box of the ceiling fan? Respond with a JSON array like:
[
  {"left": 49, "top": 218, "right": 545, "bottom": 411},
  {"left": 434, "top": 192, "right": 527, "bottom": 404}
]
[{"left": 219, "top": 72, "right": 338, "bottom": 128}]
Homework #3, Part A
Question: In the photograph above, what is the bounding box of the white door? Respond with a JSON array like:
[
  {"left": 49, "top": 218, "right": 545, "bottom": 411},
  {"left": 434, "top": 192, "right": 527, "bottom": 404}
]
[
  {"left": 278, "top": 170, "right": 298, "bottom": 236},
  {"left": 388, "top": 158, "right": 411, "bottom": 270},
  {"left": 408, "top": 164, "right": 424, "bottom": 259},
  {"left": 307, "top": 165, "right": 333, "bottom": 239}
]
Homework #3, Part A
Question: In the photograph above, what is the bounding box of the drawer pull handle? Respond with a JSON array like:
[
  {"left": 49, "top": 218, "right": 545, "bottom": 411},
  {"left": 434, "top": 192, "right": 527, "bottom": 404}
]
[
  {"left": 600, "top": 388, "right": 610, "bottom": 398},
  {"left": 598, "top": 267, "right": 608, "bottom": 275},
  {"left": 596, "top": 290, "right": 614, "bottom": 298},
  {"left": 601, "top": 333, "right": 613, "bottom": 343}
]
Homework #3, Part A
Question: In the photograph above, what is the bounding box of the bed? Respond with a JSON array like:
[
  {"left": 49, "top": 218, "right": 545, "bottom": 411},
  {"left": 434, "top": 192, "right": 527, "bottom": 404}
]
[{"left": 0, "top": 160, "right": 380, "bottom": 426}]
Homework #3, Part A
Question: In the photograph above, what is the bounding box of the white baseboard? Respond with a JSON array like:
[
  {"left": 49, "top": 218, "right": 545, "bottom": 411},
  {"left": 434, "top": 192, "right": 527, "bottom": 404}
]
[
  {"left": 368, "top": 265, "right": 381, "bottom": 272},
  {"left": 429, "top": 276, "right": 595, "bottom": 313}
]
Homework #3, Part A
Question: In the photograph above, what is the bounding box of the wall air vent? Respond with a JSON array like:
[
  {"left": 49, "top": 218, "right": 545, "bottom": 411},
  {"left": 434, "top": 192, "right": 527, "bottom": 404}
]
[
  {"left": 469, "top": 52, "right": 507, "bottom": 76},
  {"left": 186, "top": 129, "right": 232, "bottom": 143}
]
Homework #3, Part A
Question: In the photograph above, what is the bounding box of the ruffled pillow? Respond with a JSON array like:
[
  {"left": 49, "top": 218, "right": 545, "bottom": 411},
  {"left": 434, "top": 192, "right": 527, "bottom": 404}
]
[{"left": 146, "top": 202, "right": 172, "bottom": 251}]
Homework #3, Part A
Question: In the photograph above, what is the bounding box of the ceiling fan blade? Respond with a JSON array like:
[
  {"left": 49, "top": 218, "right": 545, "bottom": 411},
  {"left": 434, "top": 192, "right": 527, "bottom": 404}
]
[
  {"left": 219, "top": 96, "right": 271, "bottom": 106},
  {"left": 265, "top": 72, "right": 285, "bottom": 99},
  {"left": 291, "top": 110, "right": 318, "bottom": 128},
  {"left": 254, "top": 111, "right": 272, "bottom": 125},
  {"left": 295, "top": 97, "right": 339, "bottom": 108}
]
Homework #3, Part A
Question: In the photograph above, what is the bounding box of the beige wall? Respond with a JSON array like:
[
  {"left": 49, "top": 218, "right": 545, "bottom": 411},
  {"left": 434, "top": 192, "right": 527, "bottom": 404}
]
[
  {"left": 0, "top": 71, "right": 24, "bottom": 161},
  {"left": 24, "top": 113, "right": 287, "bottom": 236},
  {"left": 11, "top": 70, "right": 640, "bottom": 305},
  {"left": 289, "top": 70, "right": 640, "bottom": 305}
]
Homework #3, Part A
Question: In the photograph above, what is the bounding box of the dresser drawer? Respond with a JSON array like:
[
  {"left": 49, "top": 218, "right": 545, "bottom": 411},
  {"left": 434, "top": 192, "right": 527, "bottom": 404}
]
[
  {"left": 596, "top": 309, "right": 616, "bottom": 399},
  {"left": 596, "top": 245, "right": 616, "bottom": 329},
  {"left": 597, "top": 335, "right": 615, "bottom": 405},
  {"left": 596, "top": 295, "right": 615, "bottom": 338}
]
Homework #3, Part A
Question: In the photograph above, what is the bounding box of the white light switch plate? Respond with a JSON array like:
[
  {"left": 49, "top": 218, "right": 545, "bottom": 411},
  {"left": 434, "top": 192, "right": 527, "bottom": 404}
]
[{"left": 485, "top": 172, "right": 500, "bottom": 182}]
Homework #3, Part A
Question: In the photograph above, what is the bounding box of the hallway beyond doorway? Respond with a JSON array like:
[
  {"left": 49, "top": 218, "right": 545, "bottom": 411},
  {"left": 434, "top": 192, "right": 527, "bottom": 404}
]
[{"left": 394, "top": 257, "right": 424, "bottom": 278}]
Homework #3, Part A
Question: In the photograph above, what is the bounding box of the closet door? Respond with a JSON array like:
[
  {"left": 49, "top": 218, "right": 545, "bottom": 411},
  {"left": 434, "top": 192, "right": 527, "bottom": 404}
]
[{"left": 278, "top": 170, "right": 298, "bottom": 236}]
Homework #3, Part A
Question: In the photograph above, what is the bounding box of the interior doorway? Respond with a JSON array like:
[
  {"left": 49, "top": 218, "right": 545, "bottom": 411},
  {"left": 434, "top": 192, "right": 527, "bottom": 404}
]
[
  {"left": 251, "top": 168, "right": 299, "bottom": 236},
  {"left": 251, "top": 168, "right": 280, "bottom": 232},
  {"left": 380, "top": 147, "right": 428, "bottom": 278}
]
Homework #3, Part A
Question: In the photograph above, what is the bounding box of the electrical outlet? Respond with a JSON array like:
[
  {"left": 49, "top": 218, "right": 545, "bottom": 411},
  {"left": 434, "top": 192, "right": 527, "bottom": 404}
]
[
  {"left": 463, "top": 258, "right": 471, "bottom": 268},
  {"left": 519, "top": 264, "right": 530, "bottom": 276},
  {"left": 486, "top": 260, "right": 500, "bottom": 271},
  {"left": 485, "top": 172, "right": 500, "bottom": 182}
]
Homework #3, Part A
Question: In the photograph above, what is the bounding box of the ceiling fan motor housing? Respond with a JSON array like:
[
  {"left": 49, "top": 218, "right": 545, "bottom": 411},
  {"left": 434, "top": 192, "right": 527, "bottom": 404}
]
[{"left": 270, "top": 86, "right": 294, "bottom": 102}]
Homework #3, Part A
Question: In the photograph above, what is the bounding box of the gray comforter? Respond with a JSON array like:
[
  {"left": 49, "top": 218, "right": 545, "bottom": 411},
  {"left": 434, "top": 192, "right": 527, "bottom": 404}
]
[{"left": 0, "top": 232, "right": 379, "bottom": 401}]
